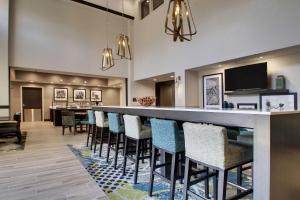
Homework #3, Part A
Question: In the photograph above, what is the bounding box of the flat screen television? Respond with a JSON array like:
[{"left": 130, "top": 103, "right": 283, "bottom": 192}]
[{"left": 225, "top": 62, "right": 268, "bottom": 91}]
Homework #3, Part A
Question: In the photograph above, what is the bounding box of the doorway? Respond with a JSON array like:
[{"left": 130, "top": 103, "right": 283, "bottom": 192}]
[
  {"left": 22, "top": 87, "right": 43, "bottom": 122},
  {"left": 155, "top": 80, "right": 175, "bottom": 107}
]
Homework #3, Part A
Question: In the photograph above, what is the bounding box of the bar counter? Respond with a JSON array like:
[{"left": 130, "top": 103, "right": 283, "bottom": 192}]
[{"left": 93, "top": 106, "right": 300, "bottom": 200}]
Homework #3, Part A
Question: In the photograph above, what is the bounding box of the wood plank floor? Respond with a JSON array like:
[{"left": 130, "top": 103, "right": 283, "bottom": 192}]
[{"left": 0, "top": 122, "right": 108, "bottom": 200}]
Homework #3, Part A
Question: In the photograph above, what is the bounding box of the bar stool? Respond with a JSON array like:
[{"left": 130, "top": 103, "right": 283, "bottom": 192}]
[
  {"left": 149, "top": 118, "right": 185, "bottom": 200},
  {"left": 107, "top": 112, "right": 125, "bottom": 169},
  {"left": 94, "top": 111, "right": 109, "bottom": 157},
  {"left": 182, "top": 122, "right": 253, "bottom": 200},
  {"left": 122, "top": 115, "right": 152, "bottom": 184},
  {"left": 86, "top": 110, "right": 96, "bottom": 150}
]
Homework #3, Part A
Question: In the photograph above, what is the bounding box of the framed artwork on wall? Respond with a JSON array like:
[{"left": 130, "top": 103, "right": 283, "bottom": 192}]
[
  {"left": 90, "top": 90, "right": 102, "bottom": 102},
  {"left": 237, "top": 103, "right": 258, "bottom": 110},
  {"left": 54, "top": 88, "right": 68, "bottom": 101},
  {"left": 73, "top": 89, "right": 86, "bottom": 102},
  {"left": 260, "top": 93, "right": 297, "bottom": 111},
  {"left": 203, "top": 73, "right": 223, "bottom": 109}
]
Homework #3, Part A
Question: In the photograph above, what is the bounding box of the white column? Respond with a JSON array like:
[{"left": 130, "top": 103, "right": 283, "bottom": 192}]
[
  {"left": 175, "top": 70, "right": 186, "bottom": 107},
  {"left": 0, "top": 0, "right": 10, "bottom": 118}
]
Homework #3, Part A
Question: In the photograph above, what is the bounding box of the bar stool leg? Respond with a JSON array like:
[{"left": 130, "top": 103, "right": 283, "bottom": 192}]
[
  {"left": 183, "top": 157, "right": 191, "bottom": 200},
  {"left": 237, "top": 166, "right": 242, "bottom": 194},
  {"left": 114, "top": 133, "right": 121, "bottom": 169},
  {"left": 217, "top": 170, "right": 228, "bottom": 200},
  {"left": 134, "top": 139, "right": 141, "bottom": 184},
  {"left": 205, "top": 167, "right": 210, "bottom": 198},
  {"left": 106, "top": 131, "right": 112, "bottom": 163},
  {"left": 122, "top": 136, "right": 128, "bottom": 176},
  {"left": 99, "top": 127, "right": 104, "bottom": 157},
  {"left": 213, "top": 169, "right": 218, "bottom": 199},
  {"left": 149, "top": 146, "right": 157, "bottom": 197},
  {"left": 170, "top": 152, "right": 178, "bottom": 200},
  {"left": 90, "top": 125, "right": 95, "bottom": 150},
  {"left": 93, "top": 127, "right": 98, "bottom": 153}
]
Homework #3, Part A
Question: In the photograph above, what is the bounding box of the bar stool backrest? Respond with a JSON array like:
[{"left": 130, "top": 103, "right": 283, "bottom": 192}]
[
  {"left": 183, "top": 122, "right": 228, "bottom": 169},
  {"left": 95, "top": 111, "right": 105, "bottom": 128},
  {"left": 87, "top": 110, "right": 95, "bottom": 125},
  {"left": 150, "top": 118, "right": 181, "bottom": 152},
  {"left": 123, "top": 115, "right": 142, "bottom": 139},
  {"left": 62, "top": 111, "right": 75, "bottom": 126},
  {"left": 108, "top": 112, "right": 123, "bottom": 133}
]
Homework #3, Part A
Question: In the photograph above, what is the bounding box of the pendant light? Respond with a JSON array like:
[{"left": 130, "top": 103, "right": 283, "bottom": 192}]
[
  {"left": 116, "top": 0, "right": 132, "bottom": 60},
  {"left": 101, "top": 0, "right": 114, "bottom": 71},
  {"left": 165, "top": 0, "right": 197, "bottom": 42}
]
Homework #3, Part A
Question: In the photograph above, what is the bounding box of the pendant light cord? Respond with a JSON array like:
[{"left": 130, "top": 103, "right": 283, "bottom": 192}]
[
  {"left": 106, "top": 0, "right": 109, "bottom": 48},
  {"left": 122, "top": 0, "right": 125, "bottom": 34}
]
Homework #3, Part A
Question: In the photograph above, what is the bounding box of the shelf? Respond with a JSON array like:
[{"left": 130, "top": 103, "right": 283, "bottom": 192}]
[{"left": 224, "top": 89, "right": 290, "bottom": 96}]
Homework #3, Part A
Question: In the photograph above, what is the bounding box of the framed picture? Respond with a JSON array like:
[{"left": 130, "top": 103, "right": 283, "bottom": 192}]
[
  {"left": 90, "top": 90, "right": 102, "bottom": 102},
  {"left": 260, "top": 93, "right": 297, "bottom": 111},
  {"left": 54, "top": 88, "right": 68, "bottom": 101},
  {"left": 237, "top": 103, "right": 258, "bottom": 110},
  {"left": 73, "top": 89, "right": 86, "bottom": 101},
  {"left": 203, "top": 73, "right": 223, "bottom": 109}
]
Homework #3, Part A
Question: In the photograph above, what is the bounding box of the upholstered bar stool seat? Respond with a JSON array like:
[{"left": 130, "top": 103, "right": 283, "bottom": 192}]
[
  {"left": 86, "top": 110, "right": 96, "bottom": 149},
  {"left": 149, "top": 118, "right": 185, "bottom": 200},
  {"left": 107, "top": 113, "right": 125, "bottom": 169},
  {"left": 122, "top": 115, "right": 152, "bottom": 184},
  {"left": 183, "top": 122, "right": 253, "bottom": 200},
  {"left": 94, "top": 111, "right": 109, "bottom": 157}
]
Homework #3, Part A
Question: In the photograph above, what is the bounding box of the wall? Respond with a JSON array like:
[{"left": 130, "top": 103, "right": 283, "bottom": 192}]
[
  {"left": 0, "top": 0, "right": 10, "bottom": 117},
  {"left": 197, "top": 52, "right": 300, "bottom": 109},
  {"left": 9, "top": 0, "right": 131, "bottom": 78},
  {"left": 133, "top": 0, "right": 300, "bottom": 106},
  {"left": 10, "top": 82, "right": 121, "bottom": 120}
]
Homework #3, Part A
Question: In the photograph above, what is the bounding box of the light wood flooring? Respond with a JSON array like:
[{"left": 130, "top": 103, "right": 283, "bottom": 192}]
[{"left": 0, "top": 122, "right": 108, "bottom": 200}]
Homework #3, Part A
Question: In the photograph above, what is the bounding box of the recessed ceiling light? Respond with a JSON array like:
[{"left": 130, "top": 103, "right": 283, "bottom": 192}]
[
  {"left": 153, "top": 78, "right": 158, "bottom": 82},
  {"left": 60, "top": 79, "right": 63, "bottom": 82},
  {"left": 84, "top": 81, "right": 88, "bottom": 84},
  {"left": 30, "top": 80, "right": 34, "bottom": 83},
  {"left": 259, "top": 56, "right": 264, "bottom": 59},
  {"left": 218, "top": 64, "right": 223, "bottom": 67},
  {"left": 50, "top": 82, "right": 54, "bottom": 84},
  {"left": 170, "top": 75, "right": 175, "bottom": 78}
]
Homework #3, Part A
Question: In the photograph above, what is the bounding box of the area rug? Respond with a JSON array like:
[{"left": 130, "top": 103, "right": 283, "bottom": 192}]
[
  {"left": 0, "top": 132, "right": 27, "bottom": 152},
  {"left": 69, "top": 144, "right": 252, "bottom": 200}
]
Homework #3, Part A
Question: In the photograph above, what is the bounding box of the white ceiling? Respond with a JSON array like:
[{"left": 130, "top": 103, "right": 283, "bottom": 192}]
[{"left": 83, "top": 0, "right": 136, "bottom": 16}]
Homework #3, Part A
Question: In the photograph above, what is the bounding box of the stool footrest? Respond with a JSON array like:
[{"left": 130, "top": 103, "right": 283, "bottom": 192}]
[{"left": 227, "top": 188, "right": 253, "bottom": 200}]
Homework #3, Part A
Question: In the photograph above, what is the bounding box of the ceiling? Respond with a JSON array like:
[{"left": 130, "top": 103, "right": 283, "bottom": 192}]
[{"left": 83, "top": 0, "right": 135, "bottom": 16}]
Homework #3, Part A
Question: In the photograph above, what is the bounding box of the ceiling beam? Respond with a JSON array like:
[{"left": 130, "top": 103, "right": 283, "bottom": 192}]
[{"left": 71, "top": 0, "right": 135, "bottom": 20}]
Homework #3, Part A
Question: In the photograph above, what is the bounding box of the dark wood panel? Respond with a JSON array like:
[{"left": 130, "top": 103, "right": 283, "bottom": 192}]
[
  {"left": 22, "top": 87, "right": 42, "bottom": 109},
  {"left": 70, "top": 0, "right": 134, "bottom": 20}
]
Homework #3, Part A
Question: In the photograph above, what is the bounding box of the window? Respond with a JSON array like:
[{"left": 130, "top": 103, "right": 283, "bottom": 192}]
[
  {"left": 153, "top": 0, "right": 164, "bottom": 10},
  {"left": 141, "top": 0, "right": 150, "bottom": 19}
]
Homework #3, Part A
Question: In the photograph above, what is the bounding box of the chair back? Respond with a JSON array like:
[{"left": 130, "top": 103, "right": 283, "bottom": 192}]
[
  {"left": 95, "top": 111, "right": 105, "bottom": 128},
  {"left": 13, "top": 112, "right": 21, "bottom": 129},
  {"left": 87, "top": 110, "right": 95, "bottom": 125},
  {"left": 183, "top": 122, "right": 228, "bottom": 168},
  {"left": 61, "top": 111, "right": 75, "bottom": 126},
  {"left": 123, "top": 115, "right": 142, "bottom": 139},
  {"left": 107, "top": 113, "right": 123, "bottom": 133},
  {"left": 150, "top": 118, "right": 182, "bottom": 152}
]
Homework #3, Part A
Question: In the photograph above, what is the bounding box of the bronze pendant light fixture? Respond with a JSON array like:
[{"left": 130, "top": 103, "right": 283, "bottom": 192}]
[
  {"left": 165, "top": 0, "right": 197, "bottom": 42},
  {"left": 101, "top": 0, "right": 115, "bottom": 71},
  {"left": 116, "top": 0, "right": 132, "bottom": 60}
]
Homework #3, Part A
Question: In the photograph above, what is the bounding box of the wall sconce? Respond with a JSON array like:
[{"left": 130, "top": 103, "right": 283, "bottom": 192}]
[{"left": 175, "top": 75, "right": 181, "bottom": 88}]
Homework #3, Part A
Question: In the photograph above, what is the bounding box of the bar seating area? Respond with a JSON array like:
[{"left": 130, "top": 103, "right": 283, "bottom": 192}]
[{"left": 84, "top": 110, "right": 254, "bottom": 200}]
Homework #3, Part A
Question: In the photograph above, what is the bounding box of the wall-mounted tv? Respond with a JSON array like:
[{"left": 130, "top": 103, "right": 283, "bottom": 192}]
[{"left": 225, "top": 62, "right": 268, "bottom": 91}]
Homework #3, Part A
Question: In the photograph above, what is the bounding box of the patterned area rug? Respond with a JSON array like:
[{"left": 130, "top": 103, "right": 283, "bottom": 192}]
[
  {"left": 69, "top": 144, "right": 252, "bottom": 200},
  {"left": 0, "top": 132, "right": 27, "bottom": 152}
]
